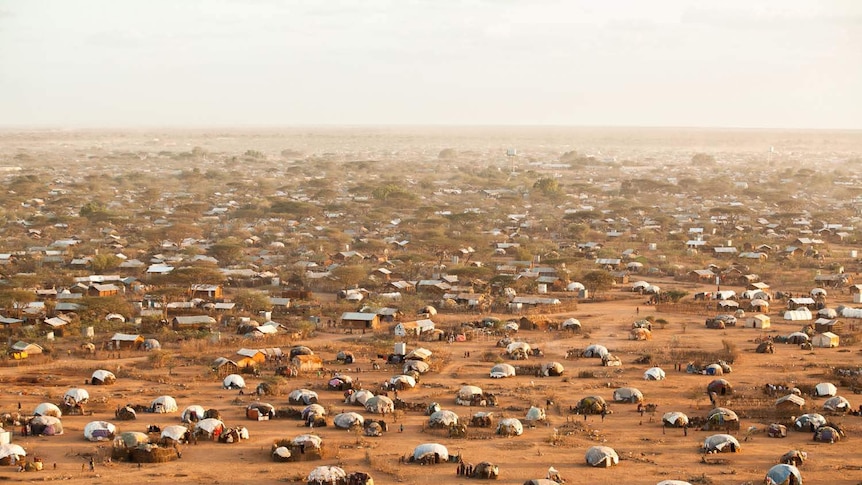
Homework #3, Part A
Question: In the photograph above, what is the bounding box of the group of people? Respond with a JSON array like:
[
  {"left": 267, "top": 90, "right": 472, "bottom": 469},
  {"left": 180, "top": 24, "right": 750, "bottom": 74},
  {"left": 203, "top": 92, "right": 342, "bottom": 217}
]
[{"left": 456, "top": 461, "right": 474, "bottom": 477}]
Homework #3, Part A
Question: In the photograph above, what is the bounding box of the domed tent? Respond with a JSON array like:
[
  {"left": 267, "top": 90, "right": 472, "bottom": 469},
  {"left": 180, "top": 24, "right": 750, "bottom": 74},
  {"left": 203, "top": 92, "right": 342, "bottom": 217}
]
[
  {"left": 289, "top": 389, "right": 319, "bottom": 405},
  {"left": 630, "top": 327, "right": 652, "bottom": 340},
  {"left": 704, "top": 364, "right": 724, "bottom": 376},
  {"left": 707, "top": 379, "right": 733, "bottom": 396},
  {"left": 583, "top": 344, "right": 609, "bottom": 359},
  {"left": 364, "top": 396, "right": 394, "bottom": 414},
  {"left": 813, "top": 382, "right": 837, "bottom": 397},
  {"left": 644, "top": 367, "right": 666, "bottom": 380},
  {"left": 456, "top": 385, "right": 485, "bottom": 406},
  {"left": 704, "top": 408, "right": 739, "bottom": 431},
  {"left": 794, "top": 413, "right": 826, "bottom": 431},
  {"left": 246, "top": 402, "right": 275, "bottom": 421},
  {"left": 194, "top": 418, "right": 225, "bottom": 439},
  {"left": 780, "top": 450, "right": 808, "bottom": 466},
  {"left": 289, "top": 345, "right": 314, "bottom": 359},
  {"left": 348, "top": 389, "right": 374, "bottom": 406},
  {"left": 585, "top": 446, "right": 619, "bottom": 467},
  {"left": 576, "top": 396, "right": 608, "bottom": 415},
  {"left": 34, "top": 402, "right": 62, "bottom": 417},
  {"left": 114, "top": 431, "right": 149, "bottom": 449},
  {"left": 765, "top": 464, "right": 802, "bottom": 485},
  {"left": 0, "top": 443, "right": 26, "bottom": 466},
  {"left": 428, "top": 410, "right": 459, "bottom": 428},
  {"left": 364, "top": 421, "right": 384, "bottom": 437},
  {"left": 542, "top": 362, "right": 564, "bottom": 377},
  {"left": 614, "top": 387, "right": 644, "bottom": 403},
  {"left": 63, "top": 388, "right": 90, "bottom": 406},
  {"left": 115, "top": 405, "right": 137, "bottom": 421},
  {"left": 181, "top": 405, "right": 206, "bottom": 423},
  {"left": 91, "top": 369, "right": 116, "bottom": 385},
  {"left": 222, "top": 374, "right": 246, "bottom": 389},
  {"left": 813, "top": 426, "right": 841, "bottom": 443},
  {"left": 562, "top": 318, "right": 581, "bottom": 331},
  {"left": 29, "top": 415, "right": 63, "bottom": 436},
  {"left": 302, "top": 404, "right": 326, "bottom": 422},
  {"left": 307, "top": 465, "right": 346, "bottom": 485},
  {"left": 490, "top": 363, "right": 516, "bottom": 378},
  {"left": 160, "top": 425, "right": 190, "bottom": 443},
  {"left": 703, "top": 434, "right": 741, "bottom": 453},
  {"left": 757, "top": 341, "right": 776, "bottom": 353},
  {"left": 388, "top": 374, "right": 417, "bottom": 391},
  {"left": 336, "top": 350, "right": 355, "bottom": 364},
  {"left": 333, "top": 412, "right": 364, "bottom": 429},
  {"left": 496, "top": 418, "right": 523, "bottom": 437},
  {"left": 142, "top": 338, "right": 161, "bottom": 351},
  {"left": 150, "top": 395, "right": 178, "bottom": 413},
  {"left": 786, "top": 332, "right": 810, "bottom": 344},
  {"left": 403, "top": 360, "right": 430, "bottom": 375},
  {"left": 411, "top": 443, "right": 448, "bottom": 463},
  {"left": 281, "top": 434, "right": 323, "bottom": 459},
  {"left": 823, "top": 396, "right": 851, "bottom": 413},
  {"left": 471, "top": 462, "right": 499, "bottom": 479},
  {"left": 506, "top": 341, "right": 532, "bottom": 360},
  {"left": 525, "top": 406, "right": 546, "bottom": 423},
  {"left": 767, "top": 423, "right": 788, "bottom": 438},
  {"left": 662, "top": 411, "right": 689, "bottom": 428},
  {"left": 84, "top": 420, "right": 117, "bottom": 441}
]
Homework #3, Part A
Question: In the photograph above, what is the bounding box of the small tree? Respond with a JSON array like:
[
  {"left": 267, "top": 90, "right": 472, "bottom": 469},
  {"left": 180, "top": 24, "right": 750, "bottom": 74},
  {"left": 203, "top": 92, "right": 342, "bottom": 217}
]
[{"left": 581, "top": 270, "right": 615, "bottom": 297}]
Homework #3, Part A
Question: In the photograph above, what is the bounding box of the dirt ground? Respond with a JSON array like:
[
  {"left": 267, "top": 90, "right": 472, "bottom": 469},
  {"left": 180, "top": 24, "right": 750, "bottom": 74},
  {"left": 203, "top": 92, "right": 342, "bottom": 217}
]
[{"left": 1, "top": 279, "right": 860, "bottom": 485}]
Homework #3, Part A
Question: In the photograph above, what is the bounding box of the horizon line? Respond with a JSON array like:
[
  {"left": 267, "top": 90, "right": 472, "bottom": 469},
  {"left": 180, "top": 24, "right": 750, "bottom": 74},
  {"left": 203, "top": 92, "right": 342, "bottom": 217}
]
[{"left": 0, "top": 123, "right": 861, "bottom": 133}]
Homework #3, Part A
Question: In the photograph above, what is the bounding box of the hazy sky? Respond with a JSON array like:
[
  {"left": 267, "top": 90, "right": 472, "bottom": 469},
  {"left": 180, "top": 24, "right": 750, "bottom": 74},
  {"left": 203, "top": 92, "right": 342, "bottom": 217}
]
[{"left": 1, "top": 0, "right": 860, "bottom": 129}]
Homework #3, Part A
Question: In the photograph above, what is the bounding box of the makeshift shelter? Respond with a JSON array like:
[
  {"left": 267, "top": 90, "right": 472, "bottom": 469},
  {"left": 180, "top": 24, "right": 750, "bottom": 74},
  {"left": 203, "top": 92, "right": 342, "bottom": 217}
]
[
  {"left": 811, "top": 332, "right": 839, "bottom": 348},
  {"left": 91, "top": 369, "right": 117, "bottom": 385},
  {"left": 364, "top": 421, "right": 384, "bottom": 437},
  {"left": 794, "top": 413, "right": 826, "bottom": 431},
  {"left": 471, "top": 462, "right": 499, "bottom": 479},
  {"left": 775, "top": 394, "right": 805, "bottom": 411},
  {"left": 767, "top": 423, "right": 788, "bottom": 438},
  {"left": 490, "top": 363, "right": 516, "bottom": 378},
  {"left": 222, "top": 374, "right": 246, "bottom": 389},
  {"left": 34, "top": 402, "right": 62, "bottom": 417},
  {"left": 333, "top": 412, "right": 364, "bottom": 429},
  {"left": 403, "top": 360, "right": 430, "bottom": 375},
  {"left": 29, "top": 415, "right": 63, "bottom": 435},
  {"left": 496, "top": 418, "right": 523, "bottom": 437},
  {"left": 813, "top": 382, "right": 837, "bottom": 397},
  {"left": 703, "top": 434, "right": 741, "bottom": 453},
  {"left": 113, "top": 431, "right": 149, "bottom": 449},
  {"left": 84, "top": 420, "right": 117, "bottom": 441},
  {"left": 630, "top": 327, "right": 652, "bottom": 340},
  {"left": 388, "top": 374, "right": 417, "bottom": 391},
  {"left": 542, "top": 362, "right": 564, "bottom": 376},
  {"left": 160, "top": 425, "right": 190, "bottom": 444},
  {"left": 307, "top": 465, "right": 347, "bottom": 485},
  {"left": 348, "top": 389, "right": 374, "bottom": 406},
  {"left": 150, "top": 395, "right": 178, "bottom": 413},
  {"left": 411, "top": 443, "right": 449, "bottom": 463},
  {"left": 336, "top": 350, "right": 355, "bottom": 364},
  {"left": 525, "top": 406, "right": 546, "bottom": 423},
  {"left": 757, "top": 341, "right": 776, "bottom": 354},
  {"left": 765, "top": 464, "right": 802, "bottom": 485},
  {"left": 786, "top": 332, "right": 810, "bottom": 345},
  {"left": 0, "top": 444, "right": 26, "bottom": 466},
  {"left": 194, "top": 418, "right": 225, "bottom": 439},
  {"left": 456, "top": 385, "right": 485, "bottom": 406},
  {"left": 365, "top": 395, "right": 394, "bottom": 414},
  {"left": 115, "top": 405, "right": 137, "bottom": 421},
  {"left": 561, "top": 318, "right": 581, "bottom": 331},
  {"left": 583, "top": 344, "right": 609, "bottom": 358},
  {"left": 142, "top": 338, "right": 161, "bottom": 351},
  {"left": 704, "top": 408, "right": 739, "bottom": 431},
  {"left": 780, "top": 450, "right": 808, "bottom": 466},
  {"left": 181, "top": 405, "right": 206, "bottom": 423},
  {"left": 63, "top": 388, "right": 90, "bottom": 406},
  {"left": 289, "top": 345, "right": 314, "bottom": 359},
  {"left": 662, "top": 412, "right": 689, "bottom": 428},
  {"left": 707, "top": 379, "right": 733, "bottom": 396},
  {"left": 585, "top": 445, "right": 619, "bottom": 467},
  {"left": 506, "top": 341, "right": 532, "bottom": 360},
  {"left": 428, "top": 410, "right": 459, "bottom": 428},
  {"left": 704, "top": 364, "right": 724, "bottom": 376},
  {"left": 823, "top": 396, "right": 851, "bottom": 413},
  {"left": 614, "top": 387, "right": 644, "bottom": 403},
  {"left": 301, "top": 404, "right": 326, "bottom": 422},
  {"left": 289, "top": 389, "right": 319, "bottom": 405},
  {"left": 576, "top": 396, "right": 608, "bottom": 415},
  {"left": 813, "top": 426, "right": 841, "bottom": 443},
  {"left": 470, "top": 411, "right": 493, "bottom": 427},
  {"left": 644, "top": 367, "right": 666, "bottom": 380},
  {"left": 246, "top": 402, "right": 275, "bottom": 421},
  {"left": 784, "top": 309, "right": 812, "bottom": 321}
]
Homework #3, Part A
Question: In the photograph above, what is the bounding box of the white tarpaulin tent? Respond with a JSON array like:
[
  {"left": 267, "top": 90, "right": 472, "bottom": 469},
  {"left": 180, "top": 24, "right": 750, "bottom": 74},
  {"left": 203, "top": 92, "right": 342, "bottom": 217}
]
[
  {"left": 585, "top": 446, "right": 619, "bottom": 467},
  {"left": 783, "top": 308, "right": 812, "bottom": 321}
]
